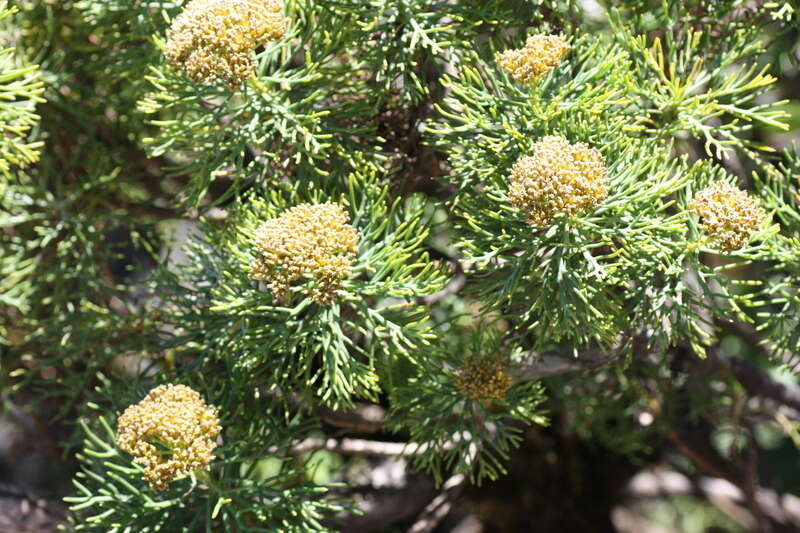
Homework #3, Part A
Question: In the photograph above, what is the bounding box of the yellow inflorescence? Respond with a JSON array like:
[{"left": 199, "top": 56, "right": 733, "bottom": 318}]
[
  {"left": 455, "top": 354, "right": 512, "bottom": 401},
  {"left": 496, "top": 34, "right": 569, "bottom": 83},
  {"left": 509, "top": 136, "right": 607, "bottom": 227},
  {"left": 250, "top": 202, "right": 359, "bottom": 305},
  {"left": 116, "top": 384, "right": 221, "bottom": 492},
  {"left": 689, "top": 181, "right": 765, "bottom": 251},
  {"left": 165, "top": 0, "right": 287, "bottom": 89}
]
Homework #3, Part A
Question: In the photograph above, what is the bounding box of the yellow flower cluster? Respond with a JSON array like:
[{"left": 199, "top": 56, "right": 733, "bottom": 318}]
[
  {"left": 509, "top": 136, "right": 607, "bottom": 227},
  {"left": 116, "top": 384, "right": 221, "bottom": 492},
  {"left": 250, "top": 202, "right": 359, "bottom": 305},
  {"left": 496, "top": 34, "right": 569, "bottom": 83},
  {"left": 455, "top": 354, "right": 512, "bottom": 401},
  {"left": 689, "top": 181, "right": 765, "bottom": 251},
  {"left": 165, "top": 0, "right": 287, "bottom": 89}
]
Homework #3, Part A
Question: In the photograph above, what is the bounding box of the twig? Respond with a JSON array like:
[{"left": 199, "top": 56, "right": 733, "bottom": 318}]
[{"left": 407, "top": 474, "right": 467, "bottom": 533}]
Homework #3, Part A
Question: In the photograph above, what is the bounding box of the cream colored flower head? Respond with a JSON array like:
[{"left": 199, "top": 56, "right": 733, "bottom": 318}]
[
  {"left": 116, "top": 384, "right": 221, "bottom": 492},
  {"left": 455, "top": 354, "right": 512, "bottom": 402},
  {"left": 689, "top": 181, "right": 765, "bottom": 251},
  {"left": 250, "top": 202, "right": 359, "bottom": 305},
  {"left": 508, "top": 136, "right": 607, "bottom": 227},
  {"left": 165, "top": 0, "right": 287, "bottom": 89},
  {"left": 496, "top": 34, "right": 569, "bottom": 83}
]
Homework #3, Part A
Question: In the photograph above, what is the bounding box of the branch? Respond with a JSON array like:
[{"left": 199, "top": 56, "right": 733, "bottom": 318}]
[
  {"left": 276, "top": 438, "right": 453, "bottom": 457},
  {"left": 626, "top": 470, "right": 800, "bottom": 528},
  {"left": 262, "top": 389, "right": 388, "bottom": 432},
  {"left": 407, "top": 474, "right": 467, "bottom": 533},
  {"left": 329, "top": 474, "right": 437, "bottom": 533},
  {"left": 718, "top": 319, "right": 783, "bottom": 365},
  {"left": 516, "top": 338, "right": 800, "bottom": 414},
  {"left": 667, "top": 429, "right": 732, "bottom": 482},
  {"left": 514, "top": 345, "right": 618, "bottom": 382},
  {"left": 317, "top": 403, "right": 387, "bottom": 433},
  {"left": 707, "top": 346, "right": 800, "bottom": 413}
]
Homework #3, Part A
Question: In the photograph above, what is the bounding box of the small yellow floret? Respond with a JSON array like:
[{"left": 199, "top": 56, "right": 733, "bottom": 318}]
[
  {"left": 689, "top": 181, "right": 765, "bottom": 251},
  {"left": 250, "top": 202, "right": 359, "bottom": 305},
  {"left": 116, "top": 384, "right": 221, "bottom": 491},
  {"left": 509, "top": 136, "right": 607, "bottom": 227},
  {"left": 496, "top": 34, "right": 569, "bottom": 83},
  {"left": 165, "top": 0, "right": 287, "bottom": 90},
  {"left": 455, "top": 354, "right": 512, "bottom": 401}
]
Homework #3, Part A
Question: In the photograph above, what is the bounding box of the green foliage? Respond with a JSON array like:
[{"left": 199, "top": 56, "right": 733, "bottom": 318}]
[
  {"left": 67, "top": 412, "right": 342, "bottom": 532},
  {"left": 154, "top": 172, "right": 445, "bottom": 409},
  {"left": 0, "top": 1, "right": 44, "bottom": 176},
  {"left": 391, "top": 329, "right": 547, "bottom": 484},
  {"left": 753, "top": 144, "right": 800, "bottom": 366}
]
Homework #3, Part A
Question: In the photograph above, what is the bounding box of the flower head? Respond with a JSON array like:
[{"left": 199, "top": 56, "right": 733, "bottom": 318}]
[
  {"left": 455, "top": 354, "right": 512, "bottom": 401},
  {"left": 165, "top": 0, "right": 287, "bottom": 89},
  {"left": 116, "top": 384, "right": 221, "bottom": 491},
  {"left": 496, "top": 34, "right": 569, "bottom": 83},
  {"left": 250, "top": 202, "right": 359, "bottom": 305},
  {"left": 689, "top": 181, "right": 765, "bottom": 251},
  {"left": 509, "top": 136, "right": 607, "bottom": 227}
]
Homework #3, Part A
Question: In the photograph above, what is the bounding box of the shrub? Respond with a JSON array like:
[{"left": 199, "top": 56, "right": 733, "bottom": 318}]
[{"left": 2, "top": 0, "right": 800, "bottom": 531}]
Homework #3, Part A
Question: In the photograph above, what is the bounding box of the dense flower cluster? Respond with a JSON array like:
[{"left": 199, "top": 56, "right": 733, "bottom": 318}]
[
  {"left": 250, "top": 202, "right": 360, "bottom": 305},
  {"left": 455, "top": 354, "right": 512, "bottom": 401},
  {"left": 508, "top": 136, "right": 607, "bottom": 227},
  {"left": 496, "top": 34, "right": 569, "bottom": 83},
  {"left": 116, "top": 384, "right": 221, "bottom": 491},
  {"left": 165, "top": 0, "right": 287, "bottom": 89},
  {"left": 689, "top": 181, "right": 765, "bottom": 251}
]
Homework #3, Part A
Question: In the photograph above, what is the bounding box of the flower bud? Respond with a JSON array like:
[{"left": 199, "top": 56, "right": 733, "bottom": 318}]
[
  {"left": 496, "top": 34, "right": 569, "bottom": 83},
  {"left": 455, "top": 354, "right": 512, "bottom": 401},
  {"left": 116, "top": 384, "right": 221, "bottom": 491},
  {"left": 165, "top": 0, "right": 287, "bottom": 89},
  {"left": 250, "top": 202, "right": 359, "bottom": 305},
  {"left": 509, "top": 136, "right": 607, "bottom": 227},
  {"left": 689, "top": 181, "right": 765, "bottom": 251}
]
